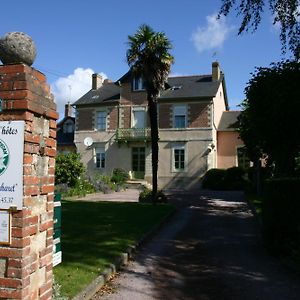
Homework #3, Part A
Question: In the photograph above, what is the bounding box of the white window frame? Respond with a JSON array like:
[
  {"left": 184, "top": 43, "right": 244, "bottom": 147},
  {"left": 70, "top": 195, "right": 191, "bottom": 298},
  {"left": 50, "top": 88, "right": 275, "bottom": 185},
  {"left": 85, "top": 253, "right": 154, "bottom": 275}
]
[
  {"left": 173, "top": 105, "right": 187, "bottom": 128},
  {"left": 95, "top": 147, "right": 106, "bottom": 169},
  {"left": 133, "top": 77, "right": 145, "bottom": 91},
  {"left": 96, "top": 111, "right": 107, "bottom": 131},
  {"left": 172, "top": 144, "right": 186, "bottom": 172},
  {"left": 131, "top": 106, "right": 146, "bottom": 128}
]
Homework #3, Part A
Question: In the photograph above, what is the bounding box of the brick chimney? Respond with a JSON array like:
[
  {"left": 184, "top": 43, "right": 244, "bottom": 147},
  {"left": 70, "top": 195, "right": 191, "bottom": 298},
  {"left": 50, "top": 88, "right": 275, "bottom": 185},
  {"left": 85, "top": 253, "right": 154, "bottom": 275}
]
[
  {"left": 212, "top": 61, "right": 221, "bottom": 81},
  {"left": 92, "top": 73, "right": 103, "bottom": 90},
  {"left": 65, "top": 102, "right": 72, "bottom": 117}
]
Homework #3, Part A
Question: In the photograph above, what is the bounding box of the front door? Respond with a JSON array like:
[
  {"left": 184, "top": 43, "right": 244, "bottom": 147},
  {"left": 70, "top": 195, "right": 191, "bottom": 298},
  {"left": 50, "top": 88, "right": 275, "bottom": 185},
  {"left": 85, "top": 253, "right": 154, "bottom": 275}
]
[{"left": 132, "top": 147, "right": 145, "bottom": 179}]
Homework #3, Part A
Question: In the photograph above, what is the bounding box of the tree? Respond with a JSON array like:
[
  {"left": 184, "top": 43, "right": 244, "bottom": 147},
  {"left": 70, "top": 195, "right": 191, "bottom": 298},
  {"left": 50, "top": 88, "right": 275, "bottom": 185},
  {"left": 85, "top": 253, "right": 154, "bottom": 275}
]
[
  {"left": 219, "top": 0, "right": 300, "bottom": 59},
  {"left": 55, "top": 153, "right": 85, "bottom": 187},
  {"left": 127, "top": 24, "right": 174, "bottom": 203},
  {"left": 239, "top": 60, "right": 300, "bottom": 176}
]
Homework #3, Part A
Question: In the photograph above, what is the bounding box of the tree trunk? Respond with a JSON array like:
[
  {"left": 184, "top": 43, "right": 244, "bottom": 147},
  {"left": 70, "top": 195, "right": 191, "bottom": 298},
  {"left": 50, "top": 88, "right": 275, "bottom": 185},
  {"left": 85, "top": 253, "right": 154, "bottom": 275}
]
[
  {"left": 254, "top": 158, "right": 262, "bottom": 195},
  {"left": 148, "top": 94, "right": 158, "bottom": 204}
]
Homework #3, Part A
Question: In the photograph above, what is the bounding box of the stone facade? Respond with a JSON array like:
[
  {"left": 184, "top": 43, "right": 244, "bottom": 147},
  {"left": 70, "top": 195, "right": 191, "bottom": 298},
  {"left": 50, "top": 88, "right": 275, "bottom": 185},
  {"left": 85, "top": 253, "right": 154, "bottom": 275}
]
[
  {"left": 0, "top": 64, "right": 57, "bottom": 299},
  {"left": 74, "top": 63, "right": 232, "bottom": 190}
]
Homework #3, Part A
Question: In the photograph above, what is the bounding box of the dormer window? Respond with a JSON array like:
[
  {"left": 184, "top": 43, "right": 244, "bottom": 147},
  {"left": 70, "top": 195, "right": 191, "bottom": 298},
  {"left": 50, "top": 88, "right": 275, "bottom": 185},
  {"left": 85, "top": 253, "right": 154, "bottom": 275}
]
[
  {"left": 170, "top": 85, "right": 182, "bottom": 91},
  {"left": 63, "top": 121, "right": 74, "bottom": 133},
  {"left": 133, "top": 77, "right": 145, "bottom": 91}
]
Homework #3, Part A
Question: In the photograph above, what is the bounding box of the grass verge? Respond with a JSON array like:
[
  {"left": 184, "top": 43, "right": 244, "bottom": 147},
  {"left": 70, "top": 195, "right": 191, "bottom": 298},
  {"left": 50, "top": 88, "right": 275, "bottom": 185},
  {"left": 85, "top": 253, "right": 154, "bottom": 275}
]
[
  {"left": 53, "top": 200, "right": 174, "bottom": 298},
  {"left": 246, "top": 192, "right": 263, "bottom": 218}
]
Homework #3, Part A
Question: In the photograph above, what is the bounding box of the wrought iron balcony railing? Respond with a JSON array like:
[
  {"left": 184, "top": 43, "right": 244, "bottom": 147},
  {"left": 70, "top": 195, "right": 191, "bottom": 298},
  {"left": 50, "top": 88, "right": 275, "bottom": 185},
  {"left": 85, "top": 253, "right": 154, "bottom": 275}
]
[{"left": 116, "top": 128, "right": 151, "bottom": 142}]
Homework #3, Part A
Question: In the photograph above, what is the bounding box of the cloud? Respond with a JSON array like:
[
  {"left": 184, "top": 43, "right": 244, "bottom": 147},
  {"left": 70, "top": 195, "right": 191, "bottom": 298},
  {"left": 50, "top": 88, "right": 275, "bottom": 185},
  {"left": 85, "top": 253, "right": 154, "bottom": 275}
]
[
  {"left": 51, "top": 67, "right": 107, "bottom": 119},
  {"left": 192, "top": 14, "right": 234, "bottom": 53}
]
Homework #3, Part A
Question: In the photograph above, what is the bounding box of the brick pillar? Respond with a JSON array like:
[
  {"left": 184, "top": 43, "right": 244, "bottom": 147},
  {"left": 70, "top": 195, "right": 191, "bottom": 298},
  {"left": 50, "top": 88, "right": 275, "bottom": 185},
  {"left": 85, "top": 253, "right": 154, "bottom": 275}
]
[{"left": 0, "top": 63, "right": 58, "bottom": 299}]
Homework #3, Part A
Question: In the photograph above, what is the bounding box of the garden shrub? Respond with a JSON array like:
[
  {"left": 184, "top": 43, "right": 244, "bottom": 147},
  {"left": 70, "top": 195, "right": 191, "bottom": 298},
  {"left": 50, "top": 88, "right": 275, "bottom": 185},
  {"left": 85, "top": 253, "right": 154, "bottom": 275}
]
[
  {"left": 202, "top": 168, "right": 226, "bottom": 190},
  {"left": 92, "top": 174, "right": 115, "bottom": 194},
  {"left": 111, "top": 168, "right": 129, "bottom": 184},
  {"left": 55, "top": 183, "right": 69, "bottom": 196},
  {"left": 223, "top": 167, "right": 247, "bottom": 190},
  {"left": 202, "top": 167, "right": 247, "bottom": 190},
  {"left": 66, "top": 178, "right": 95, "bottom": 197},
  {"left": 139, "top": 188, "right": 168, "bottom": 203},
  {"left": 262, "top": 178, "right": 300, "bottom": 254},
  {"left": 295, "top": 155, "right": 300, "bottom": 176},
  {"left": 55, "top": 153, "right": 85, "bottom": 187}
]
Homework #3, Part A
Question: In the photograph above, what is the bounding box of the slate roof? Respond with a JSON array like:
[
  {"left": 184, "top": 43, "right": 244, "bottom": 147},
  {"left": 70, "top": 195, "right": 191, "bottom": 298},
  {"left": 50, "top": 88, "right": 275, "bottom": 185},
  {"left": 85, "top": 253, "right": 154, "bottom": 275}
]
[
  {"left": 73, "top": 82, "right": 120, "bottom": 106},
  {"left": 73, "top": 71, "right": 227, "bottom": 106},
  {"left": 159, "top": 75, "right": 222, "bottom": 99},
  {"left": 218, "top": 111, "right": 241, "bottom": 131}
]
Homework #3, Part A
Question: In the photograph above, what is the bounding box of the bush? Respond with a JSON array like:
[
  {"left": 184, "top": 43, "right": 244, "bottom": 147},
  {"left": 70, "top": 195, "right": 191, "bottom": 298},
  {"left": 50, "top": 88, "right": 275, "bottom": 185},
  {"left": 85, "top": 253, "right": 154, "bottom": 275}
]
[
  {"left": 202, "top": 167, "right": 247, "bottom": 190},
  {"left": 55, "top": 153, "right": 85, "bottom": 187},
  {"left": 223, "top": 167, "right": 246, "bottom": 190},
  {"left": 55, "top": 184, "right": 69, "bottom": 195},
  {"left": 202, "top": 168, "right": 226, "bottom": 190},
  {"left": 139, "top": 188, "right": 168, "bottom": 203},
  {"left": 296, "top": 155, "right": 300, "bottom": 176},
  {"left": 262, "top": 178, "right": 300, "bottom": 254},
  {"left": 92, "top": 174, "right": 115, "bottom": 194},
  {"left": 111, "top": 168, "right": 129, "bottom": 184},
  {"left": 63, "top": 178, "right": 95, "bottom": 197}
]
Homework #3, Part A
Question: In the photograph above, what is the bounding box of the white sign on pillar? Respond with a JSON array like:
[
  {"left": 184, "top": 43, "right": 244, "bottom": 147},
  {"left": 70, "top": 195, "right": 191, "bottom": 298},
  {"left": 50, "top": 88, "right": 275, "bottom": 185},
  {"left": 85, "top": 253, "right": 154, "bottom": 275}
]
[{"left": 0, "top": 121, "right": 24, "bottom": 210}]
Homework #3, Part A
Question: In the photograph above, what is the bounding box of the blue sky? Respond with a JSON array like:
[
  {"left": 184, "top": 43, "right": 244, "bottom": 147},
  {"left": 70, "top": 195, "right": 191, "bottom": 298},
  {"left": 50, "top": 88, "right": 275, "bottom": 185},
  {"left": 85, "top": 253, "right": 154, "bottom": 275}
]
[{"left": 1, "top": 0, "right": 291, "bottom": 118}]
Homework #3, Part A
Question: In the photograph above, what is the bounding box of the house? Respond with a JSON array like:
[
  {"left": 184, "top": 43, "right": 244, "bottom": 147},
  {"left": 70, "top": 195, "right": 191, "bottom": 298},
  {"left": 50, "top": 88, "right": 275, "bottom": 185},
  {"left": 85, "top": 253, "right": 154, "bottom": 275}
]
[
  {"left": 56, "top": 103, "right": 76, "bottom": 154},
  {"left": 73, "top": 62, "right": 239, "bottom": 190},
  {"left": 217, "top": 111, "right": 247, "bottom": 169}
]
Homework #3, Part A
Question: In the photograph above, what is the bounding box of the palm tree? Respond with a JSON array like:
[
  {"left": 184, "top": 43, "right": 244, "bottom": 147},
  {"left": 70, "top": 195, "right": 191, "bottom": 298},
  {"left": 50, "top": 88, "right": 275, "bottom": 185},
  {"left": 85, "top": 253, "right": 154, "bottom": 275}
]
[{"left": 127, "top": 24, "right": 174, "bottom": 203}]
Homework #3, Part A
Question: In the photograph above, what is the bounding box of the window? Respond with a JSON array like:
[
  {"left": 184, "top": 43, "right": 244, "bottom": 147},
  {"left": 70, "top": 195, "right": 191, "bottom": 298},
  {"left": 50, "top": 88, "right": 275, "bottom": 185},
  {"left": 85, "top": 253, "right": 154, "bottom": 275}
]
[
  {"left": 133, "top": 77, "right": 145, "bottom": 91},
  {"left": 95, "top": 148, "right": 105, "bottom": 169},
  {"left": 173, "top": 105, "right": 187, "bottom": 128},
  {"left": 173, "top": 145, "right": 185, "bottom": 171},
  {"left": 96, "top": 111, "right": 107, "bottom": 130},
  {"left": 132, "top": 147, "right": 145, "bottom": 172},
  {"left": 132, "top": 107, "right": 146, "bottom": 128},
  {"left": 63, "top": 121, "right": 74, "bottom": 133},
  {"left": 237, "top": 147, "right": 250, "bottom": 169}
]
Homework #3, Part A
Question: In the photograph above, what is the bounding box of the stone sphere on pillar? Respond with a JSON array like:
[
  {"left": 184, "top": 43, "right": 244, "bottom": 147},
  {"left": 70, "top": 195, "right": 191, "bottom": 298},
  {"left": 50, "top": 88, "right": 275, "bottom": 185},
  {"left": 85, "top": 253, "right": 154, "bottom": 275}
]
[{"left": 0, "top": 32, "right": 37, "bottom": 66}]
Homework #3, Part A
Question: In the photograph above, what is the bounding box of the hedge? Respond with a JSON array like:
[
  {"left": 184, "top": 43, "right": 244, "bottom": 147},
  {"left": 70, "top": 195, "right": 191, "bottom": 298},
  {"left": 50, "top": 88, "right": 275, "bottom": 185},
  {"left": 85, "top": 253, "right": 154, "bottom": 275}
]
[
  {"left": 262, "top": 178, "right": 300, "bottom": 253},
  {"left": 202, "top": 167, "right": 246, "bottom": 190}
]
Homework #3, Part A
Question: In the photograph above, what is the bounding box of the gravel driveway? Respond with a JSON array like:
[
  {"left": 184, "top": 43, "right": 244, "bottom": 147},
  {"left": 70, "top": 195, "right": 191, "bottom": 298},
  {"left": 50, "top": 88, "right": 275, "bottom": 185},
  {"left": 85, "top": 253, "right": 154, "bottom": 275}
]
[{"left": 92, "top": 190, "right": 300, "bottom": 300}]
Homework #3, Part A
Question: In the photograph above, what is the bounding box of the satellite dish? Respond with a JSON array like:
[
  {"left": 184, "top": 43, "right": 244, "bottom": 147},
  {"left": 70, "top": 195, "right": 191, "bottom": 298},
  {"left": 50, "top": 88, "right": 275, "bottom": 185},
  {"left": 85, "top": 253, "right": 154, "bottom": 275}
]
[{"left": 83, "top": 137, "right": 93, "bottom": 147}]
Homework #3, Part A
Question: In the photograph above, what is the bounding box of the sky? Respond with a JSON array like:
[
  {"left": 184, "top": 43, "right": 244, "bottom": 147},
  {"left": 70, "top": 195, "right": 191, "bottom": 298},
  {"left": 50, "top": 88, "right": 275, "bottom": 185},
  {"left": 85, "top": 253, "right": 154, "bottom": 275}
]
[{"left": 0, "top": 0, "right": 292, "bottom": 119}]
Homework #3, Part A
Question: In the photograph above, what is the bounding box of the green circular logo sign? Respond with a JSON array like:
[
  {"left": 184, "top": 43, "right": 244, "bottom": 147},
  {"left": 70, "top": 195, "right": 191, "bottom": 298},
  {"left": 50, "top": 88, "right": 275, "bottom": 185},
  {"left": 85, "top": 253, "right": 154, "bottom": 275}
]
[{"left": 0, "top": 139, "right": 9, "bottom": 175}]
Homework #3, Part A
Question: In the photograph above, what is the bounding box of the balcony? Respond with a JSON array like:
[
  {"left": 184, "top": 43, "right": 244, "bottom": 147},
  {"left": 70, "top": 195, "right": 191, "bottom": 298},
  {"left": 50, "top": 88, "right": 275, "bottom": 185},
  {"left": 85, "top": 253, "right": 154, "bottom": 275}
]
[{"left": 116, "top": 128, "right": 151, "bottom": 143}]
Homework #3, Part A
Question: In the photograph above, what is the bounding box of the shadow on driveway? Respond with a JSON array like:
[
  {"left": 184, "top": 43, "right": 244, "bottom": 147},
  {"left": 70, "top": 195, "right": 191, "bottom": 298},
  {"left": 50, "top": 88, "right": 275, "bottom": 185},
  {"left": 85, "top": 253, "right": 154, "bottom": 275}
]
[{"left": 95, "top": 190, "right": 300, "bottom": 300}]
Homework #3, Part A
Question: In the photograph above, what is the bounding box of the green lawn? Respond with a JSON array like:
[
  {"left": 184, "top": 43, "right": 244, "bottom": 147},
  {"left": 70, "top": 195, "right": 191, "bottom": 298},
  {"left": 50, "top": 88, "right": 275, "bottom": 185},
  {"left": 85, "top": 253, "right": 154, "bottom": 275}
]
[{"left": 54, "top": 200, "right": 174, "bottom": 298}]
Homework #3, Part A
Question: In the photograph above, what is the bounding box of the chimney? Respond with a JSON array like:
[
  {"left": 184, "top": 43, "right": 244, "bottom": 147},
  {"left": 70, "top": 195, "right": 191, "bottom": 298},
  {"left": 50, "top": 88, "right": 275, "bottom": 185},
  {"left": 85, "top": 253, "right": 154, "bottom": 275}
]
[
  {"left": 92, "top": 73, "right": 103, "bottom": 90},
  {"left": 104, "top": 79, "right": 113, "bottom": 84},
  {"left": 212, "top": 61, "right": 221, "bottom": 81},
  {"left": 65, "top": 102, "right": 72, "bottom": 118}
]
